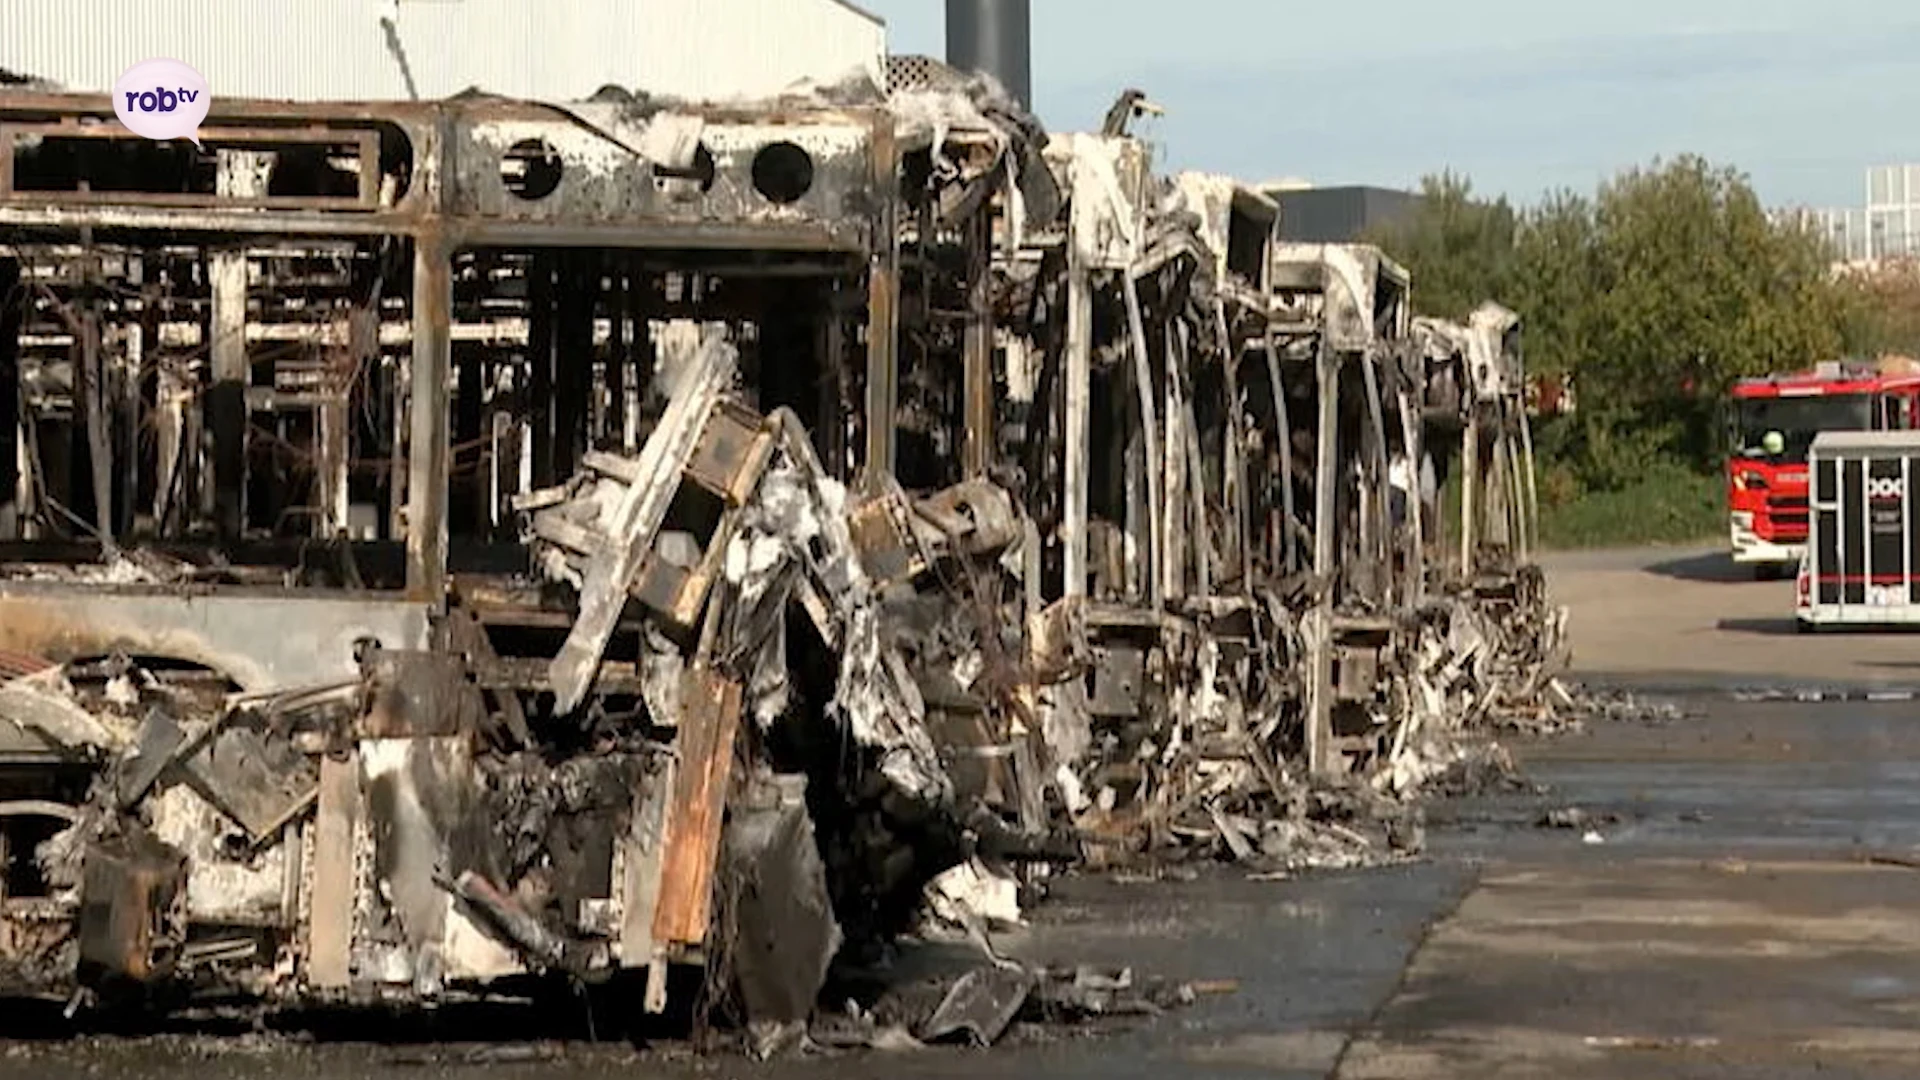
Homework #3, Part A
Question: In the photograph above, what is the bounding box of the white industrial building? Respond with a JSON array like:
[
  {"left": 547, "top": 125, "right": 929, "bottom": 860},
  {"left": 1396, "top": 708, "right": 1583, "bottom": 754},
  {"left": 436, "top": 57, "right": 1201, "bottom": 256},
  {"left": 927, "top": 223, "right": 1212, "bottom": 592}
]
[
  {"left": 1797, "top": 165, "right": 1920, "bottom": 265},
  {"left": 0, "top": 0, "right": 887, "bottom": 104}
]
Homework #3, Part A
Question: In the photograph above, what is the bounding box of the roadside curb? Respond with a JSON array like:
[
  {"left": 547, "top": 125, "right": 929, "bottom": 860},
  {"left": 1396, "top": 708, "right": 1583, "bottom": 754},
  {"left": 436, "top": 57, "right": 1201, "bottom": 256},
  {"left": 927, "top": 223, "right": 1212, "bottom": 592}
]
[{"left": 1570, "top": 671, "right": 1920, "bottom": 701}]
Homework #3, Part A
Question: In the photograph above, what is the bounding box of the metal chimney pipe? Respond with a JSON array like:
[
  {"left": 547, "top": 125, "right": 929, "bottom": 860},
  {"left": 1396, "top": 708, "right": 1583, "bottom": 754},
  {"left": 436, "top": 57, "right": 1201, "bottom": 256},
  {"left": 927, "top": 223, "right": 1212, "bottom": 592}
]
[{"left": 945, "top": 0, "right": 1031, "bottom": 108}]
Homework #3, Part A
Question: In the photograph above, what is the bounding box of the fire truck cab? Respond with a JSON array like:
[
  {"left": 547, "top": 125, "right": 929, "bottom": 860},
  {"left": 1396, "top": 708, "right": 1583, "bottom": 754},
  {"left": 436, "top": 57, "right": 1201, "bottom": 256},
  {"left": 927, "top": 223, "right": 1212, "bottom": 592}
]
[{"left": 1728, "top": 360, "right": 1920, "bottom": 579}]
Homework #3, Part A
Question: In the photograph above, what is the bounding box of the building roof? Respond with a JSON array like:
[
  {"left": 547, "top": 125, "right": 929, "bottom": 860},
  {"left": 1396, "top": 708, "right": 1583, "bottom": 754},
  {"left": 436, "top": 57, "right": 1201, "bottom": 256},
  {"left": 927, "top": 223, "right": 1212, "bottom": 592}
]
[{"left": 0, "top": 0, "right": 886, "bottom": 104}]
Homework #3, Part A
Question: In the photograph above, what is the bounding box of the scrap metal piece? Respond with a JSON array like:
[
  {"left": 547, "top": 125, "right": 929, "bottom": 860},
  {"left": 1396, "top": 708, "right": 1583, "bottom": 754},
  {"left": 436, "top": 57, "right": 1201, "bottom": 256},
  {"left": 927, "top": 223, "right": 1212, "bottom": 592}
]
[
  {"left": 359, "top": 736, "right": 486, "bottom": 983},
  {"left": 443, "top": 608, "right": 531, "bottom": 748},
  {"left": 78, "top": 826, "right": 186, "bottom": 985},
  {"left": 452, "top": 870, "right": 569, "bottom": 971},
  {"left": 548, "top": 330, "right": 739, "bottom": 715},
  {"left": 146, "top": 783, "right": 295, "bottom": 927},
  {"left": 1333, "top": 645, "right": 1382, "bottom": 705},
  {"left": 178, "top": 715, "right": 320, "bottom": 844},
  {"left": 913, "top": 478, "right": 1020, "bottom": 557},
  {"left": 724, "top": 775, "right": 841, "bottom": 1040},
  {"left": 358, "top": 648, "right": 487, "bottom": 740},
  {"left": 684, "top": 399, "right": 779, "bottom": 504},
  {"left": 847, "top": 483, "right": 928, "bottom": 586},
  {"left": 919, "top": 964, "right": 1035, "bottom": 1046},
  {"left": 116, "top": 708, "right": 184, "bottom": 809},
  {"left": 618, "top": 753, "right": 672, "bottom": 978},
  {"left": 0, "top": 670, "right": 125, "bottom": 755}
]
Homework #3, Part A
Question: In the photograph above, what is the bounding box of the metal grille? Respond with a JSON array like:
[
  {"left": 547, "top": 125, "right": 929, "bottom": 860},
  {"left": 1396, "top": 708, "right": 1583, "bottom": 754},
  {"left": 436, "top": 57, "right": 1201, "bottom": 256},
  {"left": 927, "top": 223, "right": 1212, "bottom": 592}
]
[{"left": 886, "top": 53, "right": 968, "bottom": 95}]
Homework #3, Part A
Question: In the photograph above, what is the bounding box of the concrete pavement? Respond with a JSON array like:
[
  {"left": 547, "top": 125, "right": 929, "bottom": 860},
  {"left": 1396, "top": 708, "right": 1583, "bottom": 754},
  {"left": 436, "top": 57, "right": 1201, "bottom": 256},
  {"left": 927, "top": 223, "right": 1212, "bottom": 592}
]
[
  {"left": 8, "top": 546, "right": 1920, "bottom": 1080},
  {"left": 1543, "top": 544, "right": 1920, "bottom": 686}
]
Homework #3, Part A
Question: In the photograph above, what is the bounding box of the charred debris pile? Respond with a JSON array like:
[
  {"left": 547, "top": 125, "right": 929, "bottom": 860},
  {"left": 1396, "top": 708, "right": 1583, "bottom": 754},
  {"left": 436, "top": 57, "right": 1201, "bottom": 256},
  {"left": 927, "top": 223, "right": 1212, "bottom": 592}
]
[{"left": 0, "top": 71, "right": 1620, "bottom": 1049}]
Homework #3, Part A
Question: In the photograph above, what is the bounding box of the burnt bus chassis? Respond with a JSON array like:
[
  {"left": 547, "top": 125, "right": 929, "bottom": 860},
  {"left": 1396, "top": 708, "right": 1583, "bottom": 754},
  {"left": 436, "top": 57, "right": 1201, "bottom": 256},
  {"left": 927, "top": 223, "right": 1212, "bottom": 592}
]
[{"left": 0, "top": 90, "right": 906, "bottom": 1015}]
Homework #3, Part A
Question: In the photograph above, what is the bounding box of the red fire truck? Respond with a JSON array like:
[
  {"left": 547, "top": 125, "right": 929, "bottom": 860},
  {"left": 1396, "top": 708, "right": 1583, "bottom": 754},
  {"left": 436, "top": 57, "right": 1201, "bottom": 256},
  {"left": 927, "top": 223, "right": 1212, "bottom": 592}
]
[{"left": 1729, "top": 360, "right": 1920, "bottom": 578}]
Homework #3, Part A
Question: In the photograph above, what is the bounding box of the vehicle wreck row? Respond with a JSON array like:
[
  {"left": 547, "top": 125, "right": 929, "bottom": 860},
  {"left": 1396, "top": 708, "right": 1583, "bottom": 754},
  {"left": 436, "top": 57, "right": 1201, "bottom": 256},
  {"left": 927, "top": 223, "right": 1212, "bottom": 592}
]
[{"left": 0, "top": 74, "right": 1569, "bottom": 1039}]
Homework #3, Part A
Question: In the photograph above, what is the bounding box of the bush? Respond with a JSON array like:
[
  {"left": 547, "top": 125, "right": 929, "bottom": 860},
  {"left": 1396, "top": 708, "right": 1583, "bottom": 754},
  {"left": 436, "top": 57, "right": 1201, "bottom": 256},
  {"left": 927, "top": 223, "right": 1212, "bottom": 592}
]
[
  {"left": 1535, "top": 464, "right": 1723, "bottom": 549},
  {"left": 1439, "top": 458, "right": 1722, "bottom": 550}
]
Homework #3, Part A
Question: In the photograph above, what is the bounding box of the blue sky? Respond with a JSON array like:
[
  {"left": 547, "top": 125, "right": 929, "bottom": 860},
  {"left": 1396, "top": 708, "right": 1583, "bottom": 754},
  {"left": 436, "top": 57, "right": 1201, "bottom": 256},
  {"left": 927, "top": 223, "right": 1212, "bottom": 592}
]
[{"left": 861, "top": 0, "right": 1920, "bottom": 209}]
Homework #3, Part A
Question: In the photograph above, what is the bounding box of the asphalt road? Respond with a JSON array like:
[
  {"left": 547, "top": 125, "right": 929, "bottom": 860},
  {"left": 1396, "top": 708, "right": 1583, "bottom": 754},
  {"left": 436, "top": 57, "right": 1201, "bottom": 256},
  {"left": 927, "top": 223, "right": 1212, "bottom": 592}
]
[
  {"left": 9, "top": 545, "right": 1920, "bottom": 1079},
  {"left": 1540, "top": 543, "right": 1920, "bottom": 687}
]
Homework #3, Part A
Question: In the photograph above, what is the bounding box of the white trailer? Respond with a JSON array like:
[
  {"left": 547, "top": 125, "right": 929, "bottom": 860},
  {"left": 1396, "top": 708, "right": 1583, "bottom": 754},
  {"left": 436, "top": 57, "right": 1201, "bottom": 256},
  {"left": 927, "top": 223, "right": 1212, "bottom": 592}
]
[{"left": 1796, "top": 430, "right": 1920, "bottom": 630}]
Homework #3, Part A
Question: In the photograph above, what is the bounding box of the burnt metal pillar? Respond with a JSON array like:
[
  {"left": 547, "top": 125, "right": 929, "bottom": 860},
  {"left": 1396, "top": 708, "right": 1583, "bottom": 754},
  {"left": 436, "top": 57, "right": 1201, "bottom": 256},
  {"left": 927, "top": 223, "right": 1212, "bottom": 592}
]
[
  {"left": 1306, "top": 343, "right": 1339, "bottom": 777},
  {"left": 527, "top": 251, "right": 558, "bottom": 486},
  {"left": 207, "top": 247, "right": 248, "bottom": 540},
  {"left": 319, "top": 310, "right": 354, "bottom": 538},
  {"left": 0, "top": 259, "right": 21, "bottom": 537},
  {"left": 1061, "top": 197, "right": 1092, "bottom": 599},
  {"left": 209, "top": 150, "right": 274, "bottom": 540},
  {"left": 555, "top": 250, "right": 596, "bottom": 480},
  {"left": 945, "top": 0, "right": 1032, "bottom": 108},
  {"left": 607, "top": 256, "right": 630, "bottom": 452},
  {"left": 1397, "top": 384, "right": 1425, "bottom": 605},
  {"left": 863, "top": 115, "right": 900, "bottom": 480},
  {"left": 1121, "top": 272, "right": 1162, "bottom": 609},
  {"left": 405, "top": 233, "right": 453, "bottom": 602},
  {"left": 1459, "top": 408, "right": 1478, "bottom": 579},
  {"left": 452, "top": 335, "right": 484, "bottom": 535},
  {"left": 962, "top": 206, "right": 994, "bottom": 478}
]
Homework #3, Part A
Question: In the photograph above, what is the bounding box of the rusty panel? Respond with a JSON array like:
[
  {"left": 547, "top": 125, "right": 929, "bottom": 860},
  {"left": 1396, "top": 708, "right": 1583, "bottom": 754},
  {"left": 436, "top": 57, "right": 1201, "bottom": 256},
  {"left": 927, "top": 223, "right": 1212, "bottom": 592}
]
[
  {"left": 631, "top": 506, "right": 740, "bottom": 631},
  {"left": 651, "top": 666, "right": 743, "bottom": 948},
  {"left": 631, "top": 558, "right": 698, "bottom": 627},
  {"left": 77, "top": 828, "right": 185, "bottom": 984},
  {"left": 846, "top": 490, "right": 921, "bottom": 585},
  {"left": 684, "top": 402, "right": 776, "bottom": 504},
  {"left": 178, "top": 721, "right": 320, "bottom": 842}
]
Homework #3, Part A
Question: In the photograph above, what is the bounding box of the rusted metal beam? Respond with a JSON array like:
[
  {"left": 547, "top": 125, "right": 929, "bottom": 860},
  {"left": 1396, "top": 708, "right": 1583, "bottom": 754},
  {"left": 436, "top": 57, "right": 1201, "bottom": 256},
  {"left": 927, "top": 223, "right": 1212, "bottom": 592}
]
[
  {"left": 651, "top": 666, "right": 744, "bottom": 948},
  {"left": 1519, "top": 403, "right": 1541, "bottom": 558},
  {"left": 404, "top": 232, "right": 453, "bottom": 601},
  {"left": 527, "top": 252, "right": 556, "bottom": 488},
  {"left": 1396, "top": 385, "right": 1425, "bottom": 605},
  {"left": 319, "top": 312, "right": 352, "bottom": 537},
  {"left": 73, "top": 221, "right": 112, "bottom": 544},
  {"left": 962, "top": 206, "right": 995, "bottom": 478},
  {"left": 1358, "top": 348, "right": 1392, "bottom": 602},
  {"left": 1160, "top": 323, "right": 1184, "bottom": 602},
  {"left": 1216, "top": 302, "right": 1250, "bottom": 591}
]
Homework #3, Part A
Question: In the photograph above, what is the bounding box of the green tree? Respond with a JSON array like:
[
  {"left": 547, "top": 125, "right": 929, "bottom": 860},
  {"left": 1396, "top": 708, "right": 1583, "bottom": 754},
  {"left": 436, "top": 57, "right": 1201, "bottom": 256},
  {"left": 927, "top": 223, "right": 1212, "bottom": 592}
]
[
  {"left": 1364, "top": 171, "right": 1518, "bottom": 320},
  {"left": 1373, "top": 156, "right": 1856, "bottom": 492},
  {"left": 1562, "top": 156, "right": 1847, "bottom": 483},
  {"left": 1838, "top": 257, "right": 1920, "bottom": 358}
]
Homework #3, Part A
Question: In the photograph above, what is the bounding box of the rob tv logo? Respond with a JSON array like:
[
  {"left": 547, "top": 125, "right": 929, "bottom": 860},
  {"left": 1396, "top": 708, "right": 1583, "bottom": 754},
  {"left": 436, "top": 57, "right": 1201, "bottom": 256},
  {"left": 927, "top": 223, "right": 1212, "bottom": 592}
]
[{"left": 112, "top": 58, "right": 211, "bottom": 147}]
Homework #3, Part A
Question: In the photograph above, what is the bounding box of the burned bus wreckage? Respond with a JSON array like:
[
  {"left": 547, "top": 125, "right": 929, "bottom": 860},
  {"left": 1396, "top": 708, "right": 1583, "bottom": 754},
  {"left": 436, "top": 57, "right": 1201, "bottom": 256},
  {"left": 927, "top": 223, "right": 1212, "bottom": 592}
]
[{"left": 0, "top": 73, "right": 1574, "bottom": 1039}]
